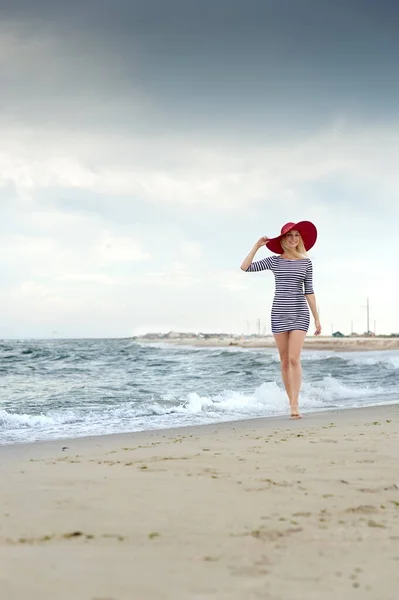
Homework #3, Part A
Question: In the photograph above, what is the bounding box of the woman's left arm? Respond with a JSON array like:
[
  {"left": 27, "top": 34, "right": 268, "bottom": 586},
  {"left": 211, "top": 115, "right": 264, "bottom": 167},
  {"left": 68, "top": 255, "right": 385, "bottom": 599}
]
[{"left": 304, "top": 260, "right": 322, "bottom": 336}]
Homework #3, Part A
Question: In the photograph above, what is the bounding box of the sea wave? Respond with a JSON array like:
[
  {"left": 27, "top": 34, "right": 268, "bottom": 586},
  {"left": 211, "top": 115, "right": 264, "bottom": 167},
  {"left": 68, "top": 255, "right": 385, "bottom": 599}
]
[{"left": 1, "top": 339, "right": 398, "bottom": 445}]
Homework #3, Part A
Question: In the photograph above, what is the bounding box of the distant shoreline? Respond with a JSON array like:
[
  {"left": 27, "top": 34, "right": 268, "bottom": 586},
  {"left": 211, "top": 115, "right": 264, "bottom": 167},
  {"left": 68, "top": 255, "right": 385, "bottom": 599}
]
[{"left": 133, "top": 334, "right": 399, "bottom": 352}]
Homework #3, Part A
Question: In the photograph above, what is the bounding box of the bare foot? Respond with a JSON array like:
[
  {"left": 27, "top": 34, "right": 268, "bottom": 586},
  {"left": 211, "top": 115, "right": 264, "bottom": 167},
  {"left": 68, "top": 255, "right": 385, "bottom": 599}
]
[
  {"left": 290, "top": 403, "right": 302, "bottom": 419},
  {"left": 290, "top": 412, "right": 302, "bottom": 419}
]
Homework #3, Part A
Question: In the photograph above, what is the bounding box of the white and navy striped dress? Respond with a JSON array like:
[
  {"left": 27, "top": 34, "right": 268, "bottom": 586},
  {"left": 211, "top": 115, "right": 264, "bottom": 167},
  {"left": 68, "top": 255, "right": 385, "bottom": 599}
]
[{"left": 246, "top": 256, "right": 314, "bottom": 334}]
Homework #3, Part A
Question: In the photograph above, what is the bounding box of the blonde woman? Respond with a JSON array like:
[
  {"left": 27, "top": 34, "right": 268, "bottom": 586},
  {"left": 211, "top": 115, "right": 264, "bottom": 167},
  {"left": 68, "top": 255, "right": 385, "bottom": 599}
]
[{"left": 240, "top": 221, "right": 321, "bottom": 418}]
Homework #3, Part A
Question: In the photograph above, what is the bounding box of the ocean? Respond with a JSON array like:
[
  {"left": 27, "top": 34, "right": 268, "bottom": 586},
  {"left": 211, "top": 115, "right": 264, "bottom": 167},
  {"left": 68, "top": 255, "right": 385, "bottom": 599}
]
[{"left": 1, "top": 338, "right": 398, "bottom": 445}]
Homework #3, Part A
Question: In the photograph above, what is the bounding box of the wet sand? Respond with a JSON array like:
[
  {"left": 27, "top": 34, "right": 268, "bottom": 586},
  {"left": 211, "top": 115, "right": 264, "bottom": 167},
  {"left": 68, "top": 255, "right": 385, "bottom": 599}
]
[{"left": 1, "top": 405, "right": 399, "bottom": 599}]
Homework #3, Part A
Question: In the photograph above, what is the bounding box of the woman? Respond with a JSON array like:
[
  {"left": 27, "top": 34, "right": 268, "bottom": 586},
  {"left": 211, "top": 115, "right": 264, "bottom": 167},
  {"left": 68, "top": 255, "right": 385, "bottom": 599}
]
[{"left": 240, "top": 221, "right": 321, "bottom": 419}]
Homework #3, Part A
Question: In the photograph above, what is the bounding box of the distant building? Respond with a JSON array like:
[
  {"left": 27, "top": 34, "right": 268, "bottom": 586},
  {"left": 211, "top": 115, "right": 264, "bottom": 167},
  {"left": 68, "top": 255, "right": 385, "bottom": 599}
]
[{"left": 332, "top": 331, "right": 345, "bottom": 338}]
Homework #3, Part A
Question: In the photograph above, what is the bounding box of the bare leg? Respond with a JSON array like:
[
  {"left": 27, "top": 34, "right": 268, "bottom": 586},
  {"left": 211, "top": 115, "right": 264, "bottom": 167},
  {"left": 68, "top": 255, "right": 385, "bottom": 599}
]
[
  {"left": 287, "top": 330, "right": 307, "bottom": 418},
  {"left": 273, "top": 333, "right": 292, "bottom": 410}
]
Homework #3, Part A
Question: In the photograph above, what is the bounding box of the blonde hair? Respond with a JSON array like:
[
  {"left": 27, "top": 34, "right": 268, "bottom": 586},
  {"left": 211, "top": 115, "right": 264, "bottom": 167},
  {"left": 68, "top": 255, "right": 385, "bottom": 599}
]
[{"left": 280, "top": 233, "right": 307, "bottom": 259}]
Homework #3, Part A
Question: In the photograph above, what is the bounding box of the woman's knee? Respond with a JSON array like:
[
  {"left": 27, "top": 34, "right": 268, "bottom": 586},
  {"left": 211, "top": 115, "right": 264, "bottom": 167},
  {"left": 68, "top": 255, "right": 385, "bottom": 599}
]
[
  {"left": 280, "top": 354, "right": 290, "bottom": 369},
  {"left": 288, "top": 355, "right": 300, "bottom": 368}
]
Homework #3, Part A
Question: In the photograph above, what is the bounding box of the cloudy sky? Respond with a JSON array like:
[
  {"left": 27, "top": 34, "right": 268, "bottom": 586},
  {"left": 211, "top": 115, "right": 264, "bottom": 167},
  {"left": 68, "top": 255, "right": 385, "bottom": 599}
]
[{"left": 1, "top": 0, "right": 398, "bottom": 338}]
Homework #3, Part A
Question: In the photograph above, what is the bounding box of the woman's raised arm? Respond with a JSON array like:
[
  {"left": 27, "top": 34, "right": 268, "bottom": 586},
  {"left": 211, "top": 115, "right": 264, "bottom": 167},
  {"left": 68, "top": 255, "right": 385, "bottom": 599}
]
[{"left": 240, "top": 237, "right": 269, "bottom": 271}]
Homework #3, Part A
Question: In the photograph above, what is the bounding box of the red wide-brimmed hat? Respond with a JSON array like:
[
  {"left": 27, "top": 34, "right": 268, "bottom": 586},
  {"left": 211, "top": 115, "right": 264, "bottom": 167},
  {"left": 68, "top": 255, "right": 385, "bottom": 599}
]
[{"left": 266, "top": 221, "right": 317, "bottom": 254}]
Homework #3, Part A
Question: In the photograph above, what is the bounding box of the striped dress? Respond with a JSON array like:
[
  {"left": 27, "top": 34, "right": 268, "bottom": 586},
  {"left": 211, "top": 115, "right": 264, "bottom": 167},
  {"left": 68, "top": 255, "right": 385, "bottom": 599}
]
[{"left": 246, "top": 256, "right": 314, "bottom": 334}]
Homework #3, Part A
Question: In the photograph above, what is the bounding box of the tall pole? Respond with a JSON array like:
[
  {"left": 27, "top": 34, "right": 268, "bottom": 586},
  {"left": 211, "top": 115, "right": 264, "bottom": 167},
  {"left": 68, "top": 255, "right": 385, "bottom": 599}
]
[
  {"left": 361, "top": 298, "right": 370, "bottom": 335},
  {"left": 367, "top": 297, "right": 370, "bottom": 335}
]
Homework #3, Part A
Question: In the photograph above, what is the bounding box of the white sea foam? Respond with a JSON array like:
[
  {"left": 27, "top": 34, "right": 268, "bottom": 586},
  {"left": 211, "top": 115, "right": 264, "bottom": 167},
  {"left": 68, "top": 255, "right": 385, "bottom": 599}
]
[
  {"left": 155, "top": 376, "right": 384, "bottom": 419},
  {"left": 0, "top": 409, "right": 80, "bottom": 429}
]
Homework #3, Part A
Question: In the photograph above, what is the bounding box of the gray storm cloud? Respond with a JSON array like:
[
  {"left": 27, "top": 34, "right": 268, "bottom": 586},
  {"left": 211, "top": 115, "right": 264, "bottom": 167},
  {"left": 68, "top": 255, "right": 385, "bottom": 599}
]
[{"left": 1, "top": 0, "right": 398, "bottom": 137}]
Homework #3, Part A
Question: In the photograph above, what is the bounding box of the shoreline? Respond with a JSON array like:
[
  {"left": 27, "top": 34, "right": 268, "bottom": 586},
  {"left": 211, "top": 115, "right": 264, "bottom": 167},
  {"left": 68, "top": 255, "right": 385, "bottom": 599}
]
[
  {"left": 134, "top": 335, "right": 399, "bottom": 352},
  {"left": 2, "top": 403, "right": 399, "bottom": 599},
  {"left": 1, "top": 402, "right": 398, "bottom": 454}
]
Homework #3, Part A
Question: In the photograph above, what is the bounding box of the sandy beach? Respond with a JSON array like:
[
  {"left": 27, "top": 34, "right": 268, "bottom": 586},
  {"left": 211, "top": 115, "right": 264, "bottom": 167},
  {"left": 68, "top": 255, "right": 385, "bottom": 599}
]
[
  {"left": 2, "top": 405, "right": 399, "bottom": 599},
  {"left": 135, "top": 335, "right": 399, "bottom": 352}
]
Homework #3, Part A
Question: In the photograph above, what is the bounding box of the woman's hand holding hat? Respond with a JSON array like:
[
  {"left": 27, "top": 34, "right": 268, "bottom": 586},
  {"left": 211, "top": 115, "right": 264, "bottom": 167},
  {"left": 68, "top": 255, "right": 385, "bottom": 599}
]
[{"left": 255, "top": 236, "right": 270, "bottom": 249}]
